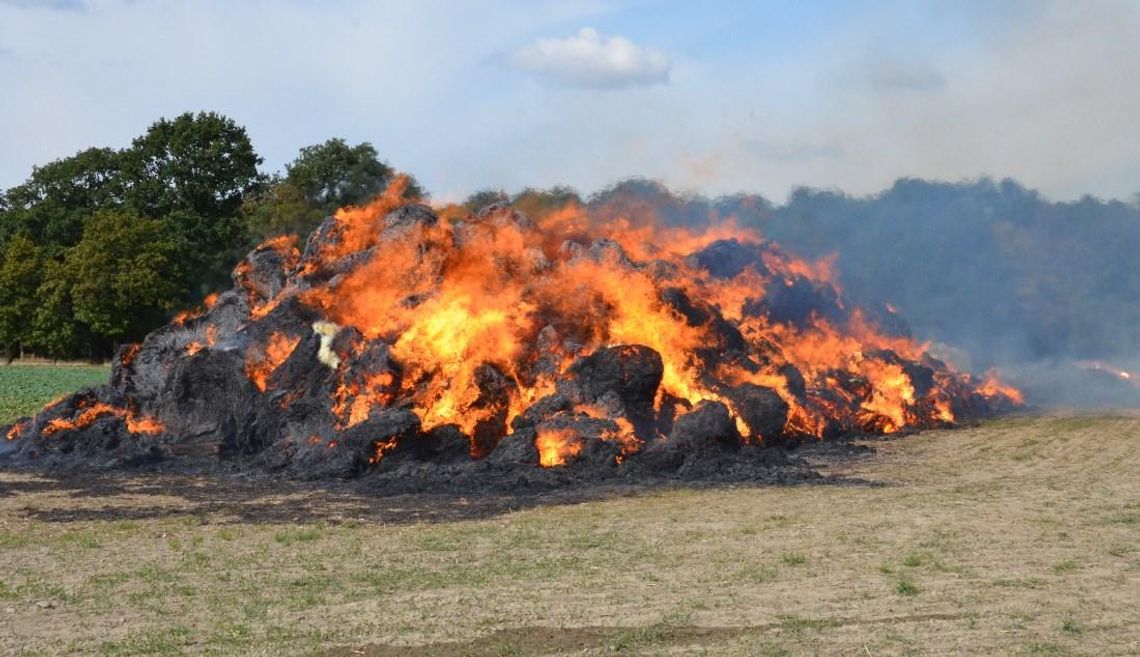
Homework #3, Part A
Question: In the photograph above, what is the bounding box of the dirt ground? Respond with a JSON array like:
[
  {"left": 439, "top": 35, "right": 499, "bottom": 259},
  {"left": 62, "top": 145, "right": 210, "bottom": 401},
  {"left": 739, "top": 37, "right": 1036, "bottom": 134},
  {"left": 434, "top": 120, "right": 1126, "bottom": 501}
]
[{"left": 1, "top": 412, "right": 1138, "bottom": 656}]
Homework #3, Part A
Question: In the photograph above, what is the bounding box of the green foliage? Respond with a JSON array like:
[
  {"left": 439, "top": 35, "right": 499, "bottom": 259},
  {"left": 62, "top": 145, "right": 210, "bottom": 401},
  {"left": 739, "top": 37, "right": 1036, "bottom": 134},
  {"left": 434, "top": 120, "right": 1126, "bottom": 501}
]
[
  {"left": 510, "top": 185, "right": 581, "bottom": 220},
  {"left": 244, "top": 138, "right": 422, "bottom": 241},
  {"left": 285, "top": 138, "right": 395, "bottom": 210},
  {"left": 460, "top": 186, "right": 581, "bottom": 222},
  {"left": 29, "top": 259, "right": 86, "bottom": 360},
  {"left": 0, "top": 147, "right": 124, "bottom": 250},
  {"left": 122, "top": 111, "right": 261, "bottom": 220},
  {"left": 121, "top": 112, "right": 261, "bottom": 295},
  {"left": 66, "top": 210, "right": 184, "bottom": 343},
  {"left": 0, "top": 235, "right": 45, "bottom": 359},
  {"left": 0, "top": 113, "right": 428, "bottom": 361},
  {"left": 463, "top": 188, "right": 509, "bottom": 212},
  {"left": 242, "top": 177, "right": 326, "bottom": 241},
  {"left": 895, "top": 577, "right": 920, "bottom": 596}
]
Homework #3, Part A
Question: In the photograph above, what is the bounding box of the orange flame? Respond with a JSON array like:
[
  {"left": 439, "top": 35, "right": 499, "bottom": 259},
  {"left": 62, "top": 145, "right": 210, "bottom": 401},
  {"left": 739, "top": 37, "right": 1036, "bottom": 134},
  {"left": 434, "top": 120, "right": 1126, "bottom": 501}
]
[
  {"left": 979, "top": 371, "right": 1024, "bottom": 405},
  {"left": 120, "top": 343, "right": 141, "bottom": 367},
  {"left": 6, "top": 421, "right": 26, "bottom": 441},
  {"left": 229, "top": 181, "right": 1020, "bottom": 456},
  {"left": 369, "top": 436, "right": 400, "bottom": 465},
  {"left": 40, "top": 401, "right": 163, "bottom": 437},
  {"left": 245, "top": 333, "right": 300, "bottom": 392},
  {"left": 536, "top": 426, "right": 582, "bottom": 467}
]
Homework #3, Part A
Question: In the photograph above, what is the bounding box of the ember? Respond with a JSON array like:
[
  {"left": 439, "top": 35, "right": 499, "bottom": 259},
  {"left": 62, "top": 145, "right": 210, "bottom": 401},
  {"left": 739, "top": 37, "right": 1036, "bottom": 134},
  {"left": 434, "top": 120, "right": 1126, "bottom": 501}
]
[{"left": 0, "top": 181, "right": 1020, "bottom": 485}]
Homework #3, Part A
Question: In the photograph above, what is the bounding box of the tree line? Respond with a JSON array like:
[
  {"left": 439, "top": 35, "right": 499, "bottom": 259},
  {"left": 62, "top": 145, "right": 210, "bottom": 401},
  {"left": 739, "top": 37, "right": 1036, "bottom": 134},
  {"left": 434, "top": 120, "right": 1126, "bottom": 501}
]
[
  {"left": 4, "top": 112, "right": 1137, "bottom": 366},
  {"left": 0, "top": 112, "right": 421, "bottom": 361}
]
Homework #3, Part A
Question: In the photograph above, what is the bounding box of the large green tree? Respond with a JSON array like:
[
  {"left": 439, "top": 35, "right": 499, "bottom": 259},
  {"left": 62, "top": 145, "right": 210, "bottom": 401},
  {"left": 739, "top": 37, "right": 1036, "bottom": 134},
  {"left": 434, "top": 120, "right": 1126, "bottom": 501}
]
[
  {"left": 123, "top": 112, "right": 261, "bottom": 219},
  {"left": 0, "top": 116, "right": 443, "bottom": 360},
  {"left": 0, "top": 147, "right": 124, "bottom": 251},
  {"left": 0, "top": 235, "right": 46, "bottom": 360},
  {"left": 65, "top": 210, "right": 185, "bottom": 349},
  {"left": 28, "top": 259, "right": 85, "bottom": 361},
  {"left": 511, "top": 186, "right": 581, "bottom": 220},
  {"left": 285, "top": 138, "right": 395, "bottom": 210},
  {"left": 120, "top": 112, "right": 262, "bottom": 296},
  {"left": 245, "top": 138, "right": 423, "bottom": 240},
  {"left": 242, "top": 175, "right": 326, "bottom": 241}
]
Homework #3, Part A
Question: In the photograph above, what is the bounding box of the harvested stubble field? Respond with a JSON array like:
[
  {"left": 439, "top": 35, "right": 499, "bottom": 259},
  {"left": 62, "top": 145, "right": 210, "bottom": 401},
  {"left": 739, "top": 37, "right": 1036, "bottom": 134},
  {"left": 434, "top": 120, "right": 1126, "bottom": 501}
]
[{"left": 1, "top": 406, "right": 1138, "bottom": 656}]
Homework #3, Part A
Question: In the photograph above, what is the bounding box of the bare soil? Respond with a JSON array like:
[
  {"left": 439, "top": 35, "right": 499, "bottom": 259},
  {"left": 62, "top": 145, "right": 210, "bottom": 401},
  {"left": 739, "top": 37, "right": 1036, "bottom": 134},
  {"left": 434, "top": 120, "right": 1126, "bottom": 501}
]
[{"left": 1, "top": 411, "right": 1138, "bottom": 656}]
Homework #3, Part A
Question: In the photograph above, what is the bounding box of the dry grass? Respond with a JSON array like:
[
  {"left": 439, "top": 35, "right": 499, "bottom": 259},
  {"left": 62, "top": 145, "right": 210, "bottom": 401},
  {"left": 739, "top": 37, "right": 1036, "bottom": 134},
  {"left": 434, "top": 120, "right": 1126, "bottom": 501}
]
[{"left": 1, "top": 412, "right": 1138, "bottom": 656}]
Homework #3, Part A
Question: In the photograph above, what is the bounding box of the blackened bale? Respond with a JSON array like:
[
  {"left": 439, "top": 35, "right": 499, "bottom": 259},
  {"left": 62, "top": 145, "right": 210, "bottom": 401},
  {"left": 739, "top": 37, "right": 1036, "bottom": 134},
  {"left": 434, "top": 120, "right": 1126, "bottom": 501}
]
[
  {"left": 152, "top": 349, "right": 267, "bottom": 459},
  {"left": 569, "top": 345, "right": 663, "bottom": 412},
  {"left": 668, "top": 400, "right": 742, "bottom": 451},
  {"left": 688, "top": 238, "right": 768, "bottom": 279},
  {"left": 235, "top": 244, "right": 296, "bottom": 303},
  {"left": 724, "top": 384, "right": 789, "bottom": 441}
]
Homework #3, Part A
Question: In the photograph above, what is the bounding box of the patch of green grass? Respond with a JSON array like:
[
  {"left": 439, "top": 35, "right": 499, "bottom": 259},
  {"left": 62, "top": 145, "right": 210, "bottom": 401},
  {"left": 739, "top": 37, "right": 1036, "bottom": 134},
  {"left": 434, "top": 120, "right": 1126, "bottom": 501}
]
[
  {"left": 774, "top": 613, "right": 839, "bottom": 634},
  {"left": 992, "top": 576, "right": 1049, "bottom": 589},
  {"left": 1108, "top": 512, "right": 1139, "bottom": 526},
  {"left": 1061, "top": 617, "right": 1084, "bottom": 635},
  {"left": 55, "top": 531, "right": 102, "bottom": 550},
  {"left": 273, "top": 526, "right": 324, "bottom": 545},
  {"left": 1045, "top": 417, "right": 1101, "bottom": 432},
  {"left": 0, "top": 531, "right": 31, "bottom": 549},
  {"left": 780, "top": 552, "right": 807, "bottom": 566},
  {"left": 605, "top": 624, "right": 676, "bottom": 653},
  {"left": 604, "top": 612, "right": 691, "bottom": 653},
  {"left": 179, "top": 551, "right": 211, "bottom": 570},
  {"left": 0, "top": 576, "right": 70, "bottom": 602},
  {"left": 895, "top": 577, "right": 920, "bottom": 597},
  {"left": 0, "top": 364, "right": 109, "bottom": 424},
  {"left": 136, "top": 563, "right": 172, "bottom": 582},
  {"left": 205, "top": 621, "right": 254, "bottom": 650},
  {"left": 1023, "top": 641, "right": 1069, "bottom": 656},
  {"left": 734, "top": 564, "right": 777, "bottom": 583},
  {"left": 901, "top": 552, "right": 925, "bottom": 568},
  {"left": 565, "top": 529, "right": 626, "bottom": 550},
  {"left": 86, "top": 571, "right": 132, "bottom": 590},
  {"left": 1053, "top": 559, "right": 1078, "bottom": 573},
  {"left": 98, "top": 625, "right": 192, "bottom": 656},
  {"left": 758, "top": 642, "right": 792, "bottom": 657}
]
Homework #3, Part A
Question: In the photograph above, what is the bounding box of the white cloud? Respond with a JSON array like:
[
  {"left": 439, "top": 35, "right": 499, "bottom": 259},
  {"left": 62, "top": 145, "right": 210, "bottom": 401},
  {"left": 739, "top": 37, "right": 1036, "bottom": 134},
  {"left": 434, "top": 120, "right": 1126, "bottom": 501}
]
[{"left": 508, "top": 27, "right": 670, "bottom": 89}]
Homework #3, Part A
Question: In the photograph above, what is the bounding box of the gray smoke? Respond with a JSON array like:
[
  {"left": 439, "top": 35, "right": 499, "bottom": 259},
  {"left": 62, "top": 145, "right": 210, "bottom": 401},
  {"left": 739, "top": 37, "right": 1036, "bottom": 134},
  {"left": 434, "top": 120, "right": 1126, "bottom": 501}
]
[{"left": 582, "top": 177, "right": 1140, "bottom": 408}]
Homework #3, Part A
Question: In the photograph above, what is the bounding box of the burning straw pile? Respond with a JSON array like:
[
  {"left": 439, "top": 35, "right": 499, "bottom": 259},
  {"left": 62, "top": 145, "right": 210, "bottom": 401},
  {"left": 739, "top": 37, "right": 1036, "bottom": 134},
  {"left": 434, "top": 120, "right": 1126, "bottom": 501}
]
[{"left": 1, "top": 181, "right": 1021, "bottom": 488}]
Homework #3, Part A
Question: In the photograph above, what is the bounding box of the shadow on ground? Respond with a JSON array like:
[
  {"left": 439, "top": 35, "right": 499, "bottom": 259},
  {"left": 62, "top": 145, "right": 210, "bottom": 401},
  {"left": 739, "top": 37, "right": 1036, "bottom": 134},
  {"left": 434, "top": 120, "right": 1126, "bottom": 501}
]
[{"left": 0, "top": 439, "right": 878, "bottom": 526}]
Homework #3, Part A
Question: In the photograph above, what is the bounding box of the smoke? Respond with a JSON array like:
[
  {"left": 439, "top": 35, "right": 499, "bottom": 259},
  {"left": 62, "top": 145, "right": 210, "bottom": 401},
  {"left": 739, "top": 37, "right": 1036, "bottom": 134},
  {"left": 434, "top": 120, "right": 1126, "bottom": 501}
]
[{"left": 576, "top": 177, "right": 1140, "bottom": 408}]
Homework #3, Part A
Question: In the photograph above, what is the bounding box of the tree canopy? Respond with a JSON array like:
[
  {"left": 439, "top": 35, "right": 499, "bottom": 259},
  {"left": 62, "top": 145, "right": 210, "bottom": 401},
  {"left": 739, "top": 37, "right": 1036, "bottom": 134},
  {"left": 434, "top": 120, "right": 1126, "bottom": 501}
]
[
  {"left": 0, "top": 113, "right": 420, "bottom": 360},
  {"left": 244, "top": 138, "right": 424, "bottom": 241}
]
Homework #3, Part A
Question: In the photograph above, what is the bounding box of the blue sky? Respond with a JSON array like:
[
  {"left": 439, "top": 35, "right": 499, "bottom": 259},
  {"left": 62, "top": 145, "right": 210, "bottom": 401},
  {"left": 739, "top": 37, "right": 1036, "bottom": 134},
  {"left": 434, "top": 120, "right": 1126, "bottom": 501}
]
[{"left": 0, "top": 0, "right": 1137, "bottom": 202}]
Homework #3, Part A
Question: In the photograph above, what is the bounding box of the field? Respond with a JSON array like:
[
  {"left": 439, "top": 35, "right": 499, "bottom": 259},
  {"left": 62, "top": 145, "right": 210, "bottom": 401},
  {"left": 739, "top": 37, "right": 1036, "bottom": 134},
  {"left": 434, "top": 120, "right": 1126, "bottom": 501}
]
[
  {"left": 1, "top": 373, "right": 1138, "bottom": 656},
  {"left": 0, "top": 363, "right": 111, "bottom": 425}
]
